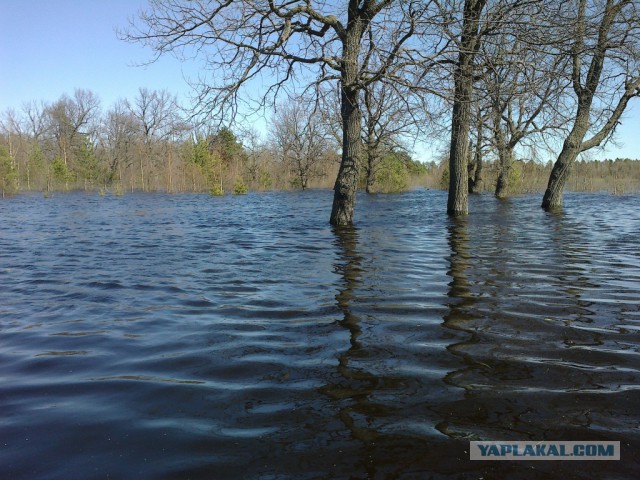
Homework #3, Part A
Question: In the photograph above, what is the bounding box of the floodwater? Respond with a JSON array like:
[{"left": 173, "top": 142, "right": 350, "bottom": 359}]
[{"left": 0, "top": 190, "right": 639, "bottom": 479}]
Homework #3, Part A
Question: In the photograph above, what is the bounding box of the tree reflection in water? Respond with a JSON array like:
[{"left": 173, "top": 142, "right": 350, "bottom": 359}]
[
  {"left": 436, "top": 216, "right": 505, "bottom": 441},
  {"left": 320, "top": 224, "right": 477, "bottom": 478},
  {"left": 315, "top": 208, "right": 639, "bottom": 479},
  {"left": 320, "top": 225, "right": 381, "bottom": 477}
]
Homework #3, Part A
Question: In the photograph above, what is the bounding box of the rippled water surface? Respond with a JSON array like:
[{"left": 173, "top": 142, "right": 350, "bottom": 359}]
[{"left": 1, "top": 190, "right": 639, "bottom": 479}]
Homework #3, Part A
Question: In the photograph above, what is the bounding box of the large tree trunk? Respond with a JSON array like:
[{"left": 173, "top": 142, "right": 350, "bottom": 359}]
[
  {"left": 331, "top": 17, "right": 363, "bottom": 226},
  {"left": 447, "top": 0, "right": 486, "bottom": 215},
  {"left": 331, "top": 84, "right": 361, "bottom": 225},
  {"left": 541, "top": 134, "right": 582, "bottom": 210},
  {"left": 494, "top": 147, "right": 515, "bottom": 199},
  {"left": 448, "top": 76, "right": 471, "bottom": 215}
]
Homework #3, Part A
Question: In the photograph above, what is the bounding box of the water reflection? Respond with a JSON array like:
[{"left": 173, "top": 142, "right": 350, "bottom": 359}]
[
  {"left": 441, "top": 216, "right": 482, "bottom": 383},
  {"left": 436, "top": 200, "right": 640, "bottom": 461},
  {"left": 2, "top": 192, "right": 640, "bottom": 479},
  {"left": 320, "top": 226, "right": 382, "bottom": 476},
  {"left": 545, "top": 210, "right": 599, "bottom": 329},
  {"left": 437, "top": 216, "right": 496, "bottom": 440},
  {"left": 333, "top": 226, "right": 363, "bottom": 354}
]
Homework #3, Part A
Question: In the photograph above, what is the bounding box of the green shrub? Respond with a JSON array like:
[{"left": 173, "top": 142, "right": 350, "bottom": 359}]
[
  {"left": 233, "top": 179, "right": 249, "bottom": 195},
  {"left": 439, "top": 166, "right": 450, "bottom": 190},
  {"left": 0, "top": 146, "right": 18, "bottom": 197},
  {"left": 51, "top": 157, "right": 72, "bottom": 184},
  {"left": 375, "top": 153, "right": 409, "bottom": 193},
  {"left": 210, "top": 184, "right": 224, "bottom": 196},
  {"left": 258, "top": 170, "right": 273, "bottom": 191}
]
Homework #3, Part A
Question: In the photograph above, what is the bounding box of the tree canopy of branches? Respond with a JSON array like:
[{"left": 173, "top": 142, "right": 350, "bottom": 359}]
[
  {"left": 542, "top": 0, "right": 640, "bottom": 210},
  {"left": 272, "top": 99, "right": 332, "bottom": 190},
  {"left": 440, "top": 0, "right": 552, "bottom": 214},
  {"left": 126, "top": 0, "right": 425, "bottom": 225},
  {"left": 481, "top": 29, "right": 571, "bottom": 198}
]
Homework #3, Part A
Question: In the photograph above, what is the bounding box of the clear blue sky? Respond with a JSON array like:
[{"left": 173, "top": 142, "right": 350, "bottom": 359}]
[
  {"left": 0, "top": 0, "right": 638, "bottom": 161},
  {"left": 0, "top": 0, "right": 196, "bottom": 109}
]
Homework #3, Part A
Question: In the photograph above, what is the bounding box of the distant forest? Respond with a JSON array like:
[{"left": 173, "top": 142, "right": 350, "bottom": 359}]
[
  {"left": 0, "top": 88, "right": 430, "bottom": 198},
  {"left": 1, "top": 88, "right": 639, "bottom": 199}
]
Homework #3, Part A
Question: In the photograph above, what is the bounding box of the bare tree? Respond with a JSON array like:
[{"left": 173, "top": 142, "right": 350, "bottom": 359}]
[
  {"left": 480, "top": 32, "right": 571, "bottom": 198},
  {"left": 47, "top": 89, "right": 101, "bottom": 168},
  {"left": 126, "top": 88, "right": 181, "bottom": 190},
  {"left": 542, "top": 0, "right": 640, "bottom": 210},
  {"left": 128, "top": 88, "right": 179, "bottom": 142},
  {"left": 272, "top": 99, "right": 331, "bottom": 190},
  {"left": 467, "top": 103, "right": 490, "bottom": 193},
  {"left": 438, "top": 0, "right": 541, "bottom": 214},
  {"left": 361, "top": 80, "right": 423, "bottom": 193},
  {"left": 102, "top": 99, "right": 138, "bottom": 184},
  {"left": 238, "top": 126, "right": 268, "bottom": 187},
  {"left": 22, "top": 101, "right": 50, "bottom": 142},
  {"left": 126, "top": 1, "right": 423, "bottom": 225},
  {"left": 0, "top": 109, "right": 25, "bottom": 168}
]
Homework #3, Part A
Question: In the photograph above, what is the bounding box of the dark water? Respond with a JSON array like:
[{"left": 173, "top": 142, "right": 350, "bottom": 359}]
[{"left": 1, "top": 190, "right": 639, "bottom": 479}]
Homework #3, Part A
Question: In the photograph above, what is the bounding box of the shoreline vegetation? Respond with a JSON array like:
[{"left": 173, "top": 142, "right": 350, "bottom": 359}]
[
  {"left": 3, "top": 147, "right": 639, "bottom": 200},
  {"left": 2, "top": 141, "right": 640, "bottom": 200},
  {"left": 1, "top": 90, "right": 639, "bottom": 200}
]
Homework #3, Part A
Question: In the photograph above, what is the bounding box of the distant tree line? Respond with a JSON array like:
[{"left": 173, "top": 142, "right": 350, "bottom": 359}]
[
  {"left": 438, "top": 157, "right": 640, "bottom": 195},
  {"left": 0, "top": 88, "right": 430, "bottom": 197},
  {"left": 1, "top": 86, "right": 639, "bottom": 199}
]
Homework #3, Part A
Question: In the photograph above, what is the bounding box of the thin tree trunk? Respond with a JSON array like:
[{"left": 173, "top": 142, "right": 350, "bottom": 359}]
[
  {"left": 140, "top": 160, "right": 145, "bottom": 192},
  {"left": 466, "top": 139, "right": 475, "bottom": 193},
  {"left": 363, "top": 87, "right": 377, "bottom": 195},
  {"left": 493, "top": 109, "right": 515, "bottom": 199},
  {"left": 471, "top": 124, "right": 483, "bottom": 193},
  {"left": 365, "top": 149, "right": 377, "bottom": 194}
]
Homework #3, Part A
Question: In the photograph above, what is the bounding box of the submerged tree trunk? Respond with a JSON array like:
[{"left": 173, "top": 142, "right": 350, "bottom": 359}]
[
  {"left": 447, "top": 0, "right": 486, "bottom": 215},
  {"left": 542, "top": 0, "right": 640, "bottom": 210},
  {"left": 542, "top": 134, "right": 582, "bottom": 210},
  {"left": 331, "top": 14, "right": 364, "bottom": 226},
  {"left": 494, "top": 147, "right": 515, "bottom": 199},
  {"left": 331, "top": 84, "right": 361, "bottom": 225}
]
